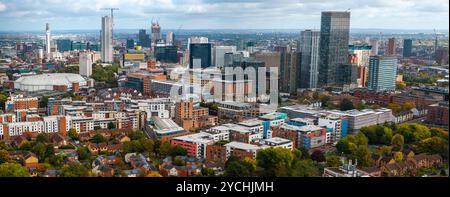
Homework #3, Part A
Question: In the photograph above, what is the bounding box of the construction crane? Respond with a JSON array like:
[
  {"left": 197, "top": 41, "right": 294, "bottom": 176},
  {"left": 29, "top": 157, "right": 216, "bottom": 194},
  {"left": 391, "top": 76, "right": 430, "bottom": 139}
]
[{"left": 101, "top": 8, "right": 119, "bottom": 21}]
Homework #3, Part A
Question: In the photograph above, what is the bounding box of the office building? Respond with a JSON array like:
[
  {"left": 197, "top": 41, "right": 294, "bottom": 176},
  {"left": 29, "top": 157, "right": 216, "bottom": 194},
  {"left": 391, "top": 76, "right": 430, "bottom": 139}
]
[
  {"left": 318, "top": 11, "right": 351, "bottom": 87},
  {"left": 214, "top": 46, "right": 236, "bottom": 68},
  {"left": 126, "top": 39, "right": 135, "bottom": 49},
  {"left": 387, "top": 38, "right": 396, "bottom": 56},
  {"left": 101, "top": 16, "right": 113, "bottom": 63},
  {"left": 299, "top": 30, "right": 320, "bottom": 89},
  {"left": 56, "top": 39, "right": 72, "bottom": 52},
  {"left": 79, "top": 52, "right": 94, "bottom": 77},
  {"left": 166, "top": 32, "right": 174, "bottom": 45},
  {"left": 403, "top": 39, "right": 413, "bottom": 58},
  {"left": 138, "top": 29, "right": 151, "bottom": 48},
  {"left": 368, "top": 56, "right": 398, "bottom": 92},
  {"left": 155, "top": 45, "right": 178, "bottom": 63},
  {"left": 369, "top": 39, "right": 379, "bottom": 56},
  {"left": 189, "top": 37, "right": 212, "bottom": 68},
  {"left": 348, "top": 45, "right": 372, "bottom": 87}
]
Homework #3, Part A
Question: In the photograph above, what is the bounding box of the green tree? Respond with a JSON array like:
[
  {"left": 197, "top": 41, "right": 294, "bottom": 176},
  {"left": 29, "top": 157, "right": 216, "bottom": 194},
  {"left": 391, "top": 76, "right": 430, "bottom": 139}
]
[
  {"left": 354, "top": 145, "right": 372, "bottom": 167},
  {"left": 36, "top": 133, "right": 49, "bottom": 143},
  {"left": 107, "top": 122, "right": 116, "bottom": 130},
  {"left": 169, "top": 145, "right": 188, "bottom": 157},
  {"left": 77, "top": 147, "right": 91, "bottom": 161},
  {"left": 339, "top": 99, "right": 355, "bottom": 111},
  {"left": 0, "top": 162, "right": 30, "bottom": 177},
  {"left": 310, "top": 150, "right": 326, "bottom": 162},
  {"left": 60, "top": 163, "right": 91, "bottom": 177},
  {"left": 415, "top": 137, "right": 449, "bottom": 159},
  {"left": 68, "top": 128, "right": 78, "bottom": 141},
  {"left": 256, "top": 147, "right": 294, "bottom": 176},
  {"left": 224, "top": 157, "right": 256, "bottom": 177},
  {"left": 39, "top": 96, "right": 49, "bottom": 108},
  {"left": 326, "top": 155, "right": 341, "bottom": 167},
  {"left": 201, "top": 168, "right": 215, "bottom": 177},
  {"left": 91, "top": 134, "right": 107, "bottom": 144},
  {"left": 387, "top": 103, "right": 402, "bottom": 114},
  {"left": 290, "top": 159, "right": 319, "bottom": 177},
  {"left": 0, "top": 150, "right": 11, "bottom": 164},
  {"left": 32, "top": 143, "right": 47, "bottom": 161},
  {"left": 391, "top": 134, "right": 404, "bottom": 148},
  {"left": 0, "top": 93, "right": 8, "bottom": 111},
  {"left": 159, "top": 141, "right": 172, "bottom": 158},
  {"left": 128, "top": 131, "right": 146, "bottom": 140}
]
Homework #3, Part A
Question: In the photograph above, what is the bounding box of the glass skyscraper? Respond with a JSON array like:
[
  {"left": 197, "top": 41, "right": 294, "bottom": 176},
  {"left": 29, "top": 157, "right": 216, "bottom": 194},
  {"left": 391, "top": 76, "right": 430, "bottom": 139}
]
[
  {"left": 318, "top": 11, "right": 351, "bottom": 87},
  {"left": 368, "top": 56, "right": 398, "bottom": 92},
  {"left": 299, "top": 30, "right": 320, "bottom": 89},
  {"left": 403, "top": 39, "right": 413, "bottom": 58},
  {"left": 189, "top": 43, "right": 212, "bottom": 68}
]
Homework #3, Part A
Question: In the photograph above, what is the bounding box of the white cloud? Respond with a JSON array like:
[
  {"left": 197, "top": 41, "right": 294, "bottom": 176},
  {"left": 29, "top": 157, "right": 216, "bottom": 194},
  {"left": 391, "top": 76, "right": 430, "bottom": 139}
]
[{"left": 0, "top": 0, "right": 447, "bottom": 30}]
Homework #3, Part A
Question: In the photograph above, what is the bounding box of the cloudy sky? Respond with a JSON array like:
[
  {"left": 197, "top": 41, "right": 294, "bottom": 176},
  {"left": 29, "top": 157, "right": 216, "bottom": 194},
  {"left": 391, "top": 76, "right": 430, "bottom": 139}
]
[{"left": 0, "top": 0, "right": 448, "bottom": 31}]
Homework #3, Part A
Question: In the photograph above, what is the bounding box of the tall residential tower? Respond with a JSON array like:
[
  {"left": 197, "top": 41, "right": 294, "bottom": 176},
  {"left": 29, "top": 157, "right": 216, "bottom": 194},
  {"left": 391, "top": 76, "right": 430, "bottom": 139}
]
[
  {"left": 101, "top": 16, "right": 113, "bottom": 63},
  {"left": 318, "top": 11, "right": 351, "bottom": 87}
]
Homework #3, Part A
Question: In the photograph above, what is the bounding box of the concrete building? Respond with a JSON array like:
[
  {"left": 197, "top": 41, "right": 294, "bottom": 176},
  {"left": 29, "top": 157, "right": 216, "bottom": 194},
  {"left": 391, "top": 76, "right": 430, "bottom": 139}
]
[
  {"left": 45, "top": 23, "right": 51, "bottom": 58},
  {"left": 214, "top": 46, "right": 236, "bottom": 68},
  {"left": 101, "top": 16, "right": 113, "bottom": 63},
  {"left": 79, "top": 52, "right": 94, "bottom": 77},
  {"left": 387, "top": 38, "right": 396, "bottom": 56}
]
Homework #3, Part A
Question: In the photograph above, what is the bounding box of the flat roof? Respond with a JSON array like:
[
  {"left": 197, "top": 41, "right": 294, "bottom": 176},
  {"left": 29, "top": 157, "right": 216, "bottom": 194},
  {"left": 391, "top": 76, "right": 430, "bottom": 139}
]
[
  {"left": 264, "top": 137, "right": 292, "bottom": 144},
  {"left": 225, "top": 141, "right": 261, "bottom": 150},
  {"left": 172, "top": 132, "right": 214, "bottom": 144}
]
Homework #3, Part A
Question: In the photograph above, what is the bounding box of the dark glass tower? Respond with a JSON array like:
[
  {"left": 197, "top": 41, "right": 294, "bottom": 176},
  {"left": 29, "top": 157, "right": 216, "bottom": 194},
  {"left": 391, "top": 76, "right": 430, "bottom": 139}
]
[
  {"left": 403, "top": 39, "right": 413, "bottom": 58},
  {"left": 138, "top": 29, "right": 151, "bottom": 48},
  {"left": 318, "top": 11, "right": 351, "bottom": 87},
  {"left": 189, "top": 43, "right": 212, "bottom": 68}
]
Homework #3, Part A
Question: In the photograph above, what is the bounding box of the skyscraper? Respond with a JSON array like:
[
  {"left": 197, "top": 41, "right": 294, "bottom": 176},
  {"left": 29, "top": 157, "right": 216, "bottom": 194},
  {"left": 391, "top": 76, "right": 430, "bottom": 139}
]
[
  {"left": 79, "top": 52, "right": 93, "bottom": 77},
  {"left": 387, "top": 38, "right": 396, "bottom": 56},
  {"left": 318, "top": 11, "right": 351, "bottom": 87},
  {"left": 299, "top": 30, "right": 320, "bottom": 89},
  {"left": 403, "top": 39, "right": 413, "bottom": 58},
  {"left": 368, "top": 56, "right": 398, "bottom": 92},
  {"left": 189, "top": 37, "right": 212, "bottom": 68},
  {"left": 45, "top": 23, "right": 51, "bottom": 58},
  {"left": 369, "top": 39, "right": 379, "bottom": 56},
  {"left": 138, "top": 29, "right": 151, "bottom": 48},
  {"left": 101, "top": 16, "right": 113, "bottom": 63},
  {"left": 214, "top": 46, "right": 237, "bottom": 68},
  {"left": 151, "top": 21, "right": 161, "bottom": 46},
  {"left": 166, "top": 32, "right": 174, "bottom": 46}
]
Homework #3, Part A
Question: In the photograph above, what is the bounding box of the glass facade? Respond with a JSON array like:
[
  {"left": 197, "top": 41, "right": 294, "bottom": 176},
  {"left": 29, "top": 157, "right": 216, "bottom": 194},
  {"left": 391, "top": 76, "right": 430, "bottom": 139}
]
[
  {"left": 155, "top": 46, "right": 178, "bottom": 63},
  {"left": 189, "top": 43, "right": 212, "bottom": 68},
  {"left": 56, "top": 39, "right": 72, "bottom": 52},
  {"left": 368, "top": 56, "right": 398, "bottom": 92},
  {"left": 318, "top": 11, "right": 350, "bottom": 87},
  {"left": 403, "top": 39, "right": 413, "bottom": 57}
]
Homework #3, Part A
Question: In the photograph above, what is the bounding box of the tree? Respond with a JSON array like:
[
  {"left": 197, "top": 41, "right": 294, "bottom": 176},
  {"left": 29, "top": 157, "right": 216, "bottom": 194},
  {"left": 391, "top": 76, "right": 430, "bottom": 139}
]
[
  {"left": 356, "top": 102, "right": 367, "bottom": 110},
  {"left": 36, "top": 133, "right": 49, "bottom": 143},
  {"left": 290, "top": 159, "right": 319, "bottom": 177},
  {"left": 39, "top": 96, "right": 49, "bottom": 108},
  {"left": 146, "top": 171, "right": 163, "bottom": 177},
  {"left": 310, "top": 150, "right": 326, "bottom": 162},
  {"left": 91, "top": 134, "right": 107, "bottom": 144},
  {"left": 387, "top": 103, "right": 402, "bottom": 114},
  {"left": 128, "top": 131, "right": 146, "bottom": 140},
  {"left": 396, "top": 123, "right": 431, "bottom": 143},
  {"left": 140, "top": 139, "right": 154, "bottom": 154},
  {"left": 0, "top": 150, "right": 11, "bottom": 164},
  {"left": 415, "top": 137, "right": 449, "bottom": 159},
  {"left": 224, "top": 157, "right": 256, "bottom": 177},
  {"left": 393, "top": 151, "right": 403, "bottom": 161},
  {"left": 359, "top": 125, "right": 393, "bottom": 145},
  {"left": 32, "top": 142, "right": 47, "bottom": 161},
  {"left": 49, "top": 154, "right": 65, "bottom": 166},
  {"left": 256, "top": 147, "right": 294, "bottom": 177},
  {"left": 159, "top": 141, "right": 172, "bottom": 158},
  {"left": 0, "top": 162, "right": 30, "bottom": 177},
  {"left": 60, "top": 163, "right": 91, "bottom": 177},
  {"left": 391, "top": 134, "right": 404, "bottom": 148},
  {"left": 18, "top": 140, "right": 31, "bottom": 151},
  {"left": 339, "top": 99, "right": 354, "bottom": 111},
  {"left": 396, "top": 81, "right": 406, "bottom": 89},
  {"left": 68, "top": 129, "right": 78, "bottom": 141},
  {"left": 402, "top": 102, "right": 416, "bottom": 111},
  {"left": 354, "top": 145, "right": 372, "bottom": 167},
  {"left": 0, "top": 93, "right": 8, "bottom": 111},
  {"left": 326, "top": 155, "right": 341, "bottom": 167},
  {"left": 169, "top": 145, "right": 188, "bottom": 157},
  {"left": 201, "top": 168, "right": 215, "bottom": 177},
  {"left": 77, "top": 147, "right": 91, "bottom": 161},
  {"left": 107, "top": 122, "right": 116, "bottom": 130}
]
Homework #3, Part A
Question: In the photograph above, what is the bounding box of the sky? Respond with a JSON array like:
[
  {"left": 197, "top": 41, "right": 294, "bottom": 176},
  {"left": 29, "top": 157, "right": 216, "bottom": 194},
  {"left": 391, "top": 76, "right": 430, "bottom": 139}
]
[{"left": 0, "top": 0, "right": 448, "bottom": 31}]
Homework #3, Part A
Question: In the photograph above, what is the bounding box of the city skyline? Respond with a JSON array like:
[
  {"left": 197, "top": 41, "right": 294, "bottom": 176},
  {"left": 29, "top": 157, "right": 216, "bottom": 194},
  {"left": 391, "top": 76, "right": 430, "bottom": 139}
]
[{"left": 0, "top": 0, "right": 448, "bottom": 31}]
